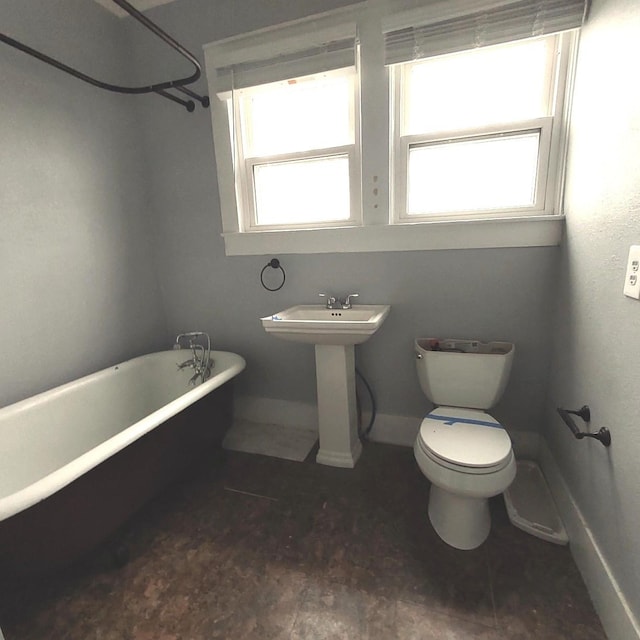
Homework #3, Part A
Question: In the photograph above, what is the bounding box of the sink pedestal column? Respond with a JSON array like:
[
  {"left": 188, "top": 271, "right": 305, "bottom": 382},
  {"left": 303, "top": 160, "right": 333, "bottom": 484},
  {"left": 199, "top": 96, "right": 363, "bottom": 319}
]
[{"left": 314, "top": 344, "right": 362, "bottom": 468}]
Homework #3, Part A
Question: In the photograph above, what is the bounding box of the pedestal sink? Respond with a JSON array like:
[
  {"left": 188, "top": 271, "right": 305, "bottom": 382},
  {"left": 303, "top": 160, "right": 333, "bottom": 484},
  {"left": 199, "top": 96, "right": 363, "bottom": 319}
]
[{"left": 261, "top": 304, "right": 390, "bottom": 468}]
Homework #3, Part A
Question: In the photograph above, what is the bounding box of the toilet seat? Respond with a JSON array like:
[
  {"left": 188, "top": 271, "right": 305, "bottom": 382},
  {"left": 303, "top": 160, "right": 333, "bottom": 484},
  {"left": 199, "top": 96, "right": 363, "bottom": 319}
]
[{"left": 418, "top": 407, "right": 512, "bottom": 473}]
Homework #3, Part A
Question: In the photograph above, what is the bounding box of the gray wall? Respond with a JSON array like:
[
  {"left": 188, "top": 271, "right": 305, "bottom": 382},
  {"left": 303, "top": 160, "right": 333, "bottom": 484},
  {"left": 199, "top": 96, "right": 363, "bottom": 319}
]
[
  {"left": 4, "top": 0, "right": 639, "bottom": 629},
  {"left": 128, "top": 0, "right": 559, "bottom": 433},
  {"left": 545, "top": 0, "right": 640, "bottom": 621},
  {"left": 0, "top": 0, "right": 167, "bottom": 407}
]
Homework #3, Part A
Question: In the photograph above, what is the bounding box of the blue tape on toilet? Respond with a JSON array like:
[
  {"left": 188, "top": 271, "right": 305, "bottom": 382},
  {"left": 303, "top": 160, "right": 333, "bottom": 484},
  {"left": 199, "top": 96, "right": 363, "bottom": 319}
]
[{"left": 427, "top": 414, "right": 503, "bottom": 429}]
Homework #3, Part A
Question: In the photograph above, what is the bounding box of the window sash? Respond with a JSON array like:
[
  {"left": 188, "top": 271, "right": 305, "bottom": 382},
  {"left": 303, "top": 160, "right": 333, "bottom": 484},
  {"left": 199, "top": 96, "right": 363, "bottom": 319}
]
[
  {"left": 393, "top": 118, "right": 554, "bottom": 222},
  {"left": 390, "top": 31, "right": 572, "bottom": 223},
  {"left": 230, "top": 65, "right": 360, "bottom": 232},
  {"left": 237, "top": 67, "right": 357, "bottom": 158},
  {"left": 398, "top": 35, "right": 558, "bottom": 136},
  {"left": 241, "top": 146, "right": 360, "bottom": 231}
]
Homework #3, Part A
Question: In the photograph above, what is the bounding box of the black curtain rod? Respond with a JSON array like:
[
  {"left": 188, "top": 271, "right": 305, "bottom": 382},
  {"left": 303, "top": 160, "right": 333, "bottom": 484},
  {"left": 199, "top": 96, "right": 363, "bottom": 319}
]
[{"left": 0, "top": 0, "right": 210, "bottom": 112}]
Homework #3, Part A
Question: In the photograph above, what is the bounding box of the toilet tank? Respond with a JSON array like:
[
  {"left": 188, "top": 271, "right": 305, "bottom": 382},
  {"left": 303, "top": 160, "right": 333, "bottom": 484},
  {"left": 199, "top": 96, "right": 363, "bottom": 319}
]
[{"left": 415, "top": 338, "right": 514, "bottom": 410}]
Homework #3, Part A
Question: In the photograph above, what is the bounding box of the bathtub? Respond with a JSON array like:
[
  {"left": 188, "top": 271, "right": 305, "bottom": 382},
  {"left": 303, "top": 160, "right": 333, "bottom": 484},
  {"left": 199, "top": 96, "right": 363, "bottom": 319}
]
[{"left": 0, "top": 349, "right": 245, "bottom": 578}]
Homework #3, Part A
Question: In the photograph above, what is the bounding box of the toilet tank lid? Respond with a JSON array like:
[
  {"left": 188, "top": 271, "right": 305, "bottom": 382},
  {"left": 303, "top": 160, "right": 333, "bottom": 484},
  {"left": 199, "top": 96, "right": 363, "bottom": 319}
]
[{"left": 419, "top": 407, "right": 512, "bottom": 468}]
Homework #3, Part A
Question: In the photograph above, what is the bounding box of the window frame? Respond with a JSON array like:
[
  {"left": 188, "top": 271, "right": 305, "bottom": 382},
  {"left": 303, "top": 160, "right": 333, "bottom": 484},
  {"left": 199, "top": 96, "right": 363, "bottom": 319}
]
[
  {"left": 389, "top": 33, "right": 570, "bottom": 224},
  {"left": 203, "top": 6, "right": 578, "bottom": 256},
  {"left": 394, "top": 118, "right": 554, "bottom": 222},
  {"left": 229, "top": 67, "right": 362, "bottom": 232}
]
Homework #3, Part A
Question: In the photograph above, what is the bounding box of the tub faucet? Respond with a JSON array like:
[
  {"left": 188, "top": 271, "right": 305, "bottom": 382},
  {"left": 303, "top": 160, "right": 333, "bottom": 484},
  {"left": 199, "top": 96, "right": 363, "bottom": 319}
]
[{"left": 174, "top": 332, "right": 213, "bottom": 385}]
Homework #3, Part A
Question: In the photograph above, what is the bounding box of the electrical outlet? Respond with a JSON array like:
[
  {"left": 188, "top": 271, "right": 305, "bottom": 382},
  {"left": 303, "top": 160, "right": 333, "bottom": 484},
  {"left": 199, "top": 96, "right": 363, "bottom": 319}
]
[{"left": 623, "top": 245, "right": 640, "bottom": 299}]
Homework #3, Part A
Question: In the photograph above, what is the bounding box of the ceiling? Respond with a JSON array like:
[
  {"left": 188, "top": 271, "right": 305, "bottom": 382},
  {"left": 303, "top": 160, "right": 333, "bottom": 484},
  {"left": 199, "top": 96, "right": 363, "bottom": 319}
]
[{"left": 93, "top": 0, "right": 180, "bottom": 18}]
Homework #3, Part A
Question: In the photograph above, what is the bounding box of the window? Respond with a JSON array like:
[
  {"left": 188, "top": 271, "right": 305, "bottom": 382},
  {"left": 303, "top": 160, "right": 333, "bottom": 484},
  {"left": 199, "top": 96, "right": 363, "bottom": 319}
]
[
  {"left": 229, "top": 67, "right": 359, "bottom": 230},
  {"left": 390, "top": 35, "right": 566, "bottom": 221},
  {"left": 204, "top": 1, "right": 588, "bottom": 255}
]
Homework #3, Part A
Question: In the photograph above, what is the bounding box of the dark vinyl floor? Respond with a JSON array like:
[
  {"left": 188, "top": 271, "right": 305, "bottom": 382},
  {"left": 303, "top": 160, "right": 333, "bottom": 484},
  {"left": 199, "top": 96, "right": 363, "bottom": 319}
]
[{"left": 0, "top": 443, "right": 607, "bottom": 639}]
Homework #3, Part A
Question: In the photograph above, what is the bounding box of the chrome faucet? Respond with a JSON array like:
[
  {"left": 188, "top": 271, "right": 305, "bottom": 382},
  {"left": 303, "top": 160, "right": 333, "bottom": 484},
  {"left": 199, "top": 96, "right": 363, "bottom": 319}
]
[
  {"left": 319, "top": 292, "right": 359, "bottom": 309},
  {"left": 319, "top": 293, "right": 340, "bottom": 309},
  {"left": 174, "top": 331, "right": 213, "bottom": 385}
]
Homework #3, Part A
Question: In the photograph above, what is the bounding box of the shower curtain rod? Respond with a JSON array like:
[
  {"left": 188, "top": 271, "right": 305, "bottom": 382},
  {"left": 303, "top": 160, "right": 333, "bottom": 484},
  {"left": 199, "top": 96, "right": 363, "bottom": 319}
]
[{"left": 0, "top": 0, "right": 210, "bottom": 112}]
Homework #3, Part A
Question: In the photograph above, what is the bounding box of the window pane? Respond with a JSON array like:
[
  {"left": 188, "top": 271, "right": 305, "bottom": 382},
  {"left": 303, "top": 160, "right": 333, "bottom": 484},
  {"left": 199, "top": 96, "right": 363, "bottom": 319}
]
[
  {"left": 404, "top": 38, "right": 552, "bottom": 135},
  {"left": 241, "top": 70, "right": 353, "bottom": 157},
  {"left": 407, "top": 132, "right": 540, "bottom": 215},
  {"left": 253, "top": 156, "right": 351, "bottom": 226}
]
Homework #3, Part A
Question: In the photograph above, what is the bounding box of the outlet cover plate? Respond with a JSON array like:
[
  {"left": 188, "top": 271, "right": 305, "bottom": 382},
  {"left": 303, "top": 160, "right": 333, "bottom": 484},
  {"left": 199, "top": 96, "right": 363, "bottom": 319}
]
[{"left": 624, "top": 245, "right": 640, "bottom": 299}]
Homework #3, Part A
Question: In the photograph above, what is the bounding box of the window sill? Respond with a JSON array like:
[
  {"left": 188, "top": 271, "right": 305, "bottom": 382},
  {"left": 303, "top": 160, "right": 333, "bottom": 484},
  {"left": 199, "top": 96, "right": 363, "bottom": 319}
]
[{"left": 222, "top": 215, "right": 564, "bottom": 256}]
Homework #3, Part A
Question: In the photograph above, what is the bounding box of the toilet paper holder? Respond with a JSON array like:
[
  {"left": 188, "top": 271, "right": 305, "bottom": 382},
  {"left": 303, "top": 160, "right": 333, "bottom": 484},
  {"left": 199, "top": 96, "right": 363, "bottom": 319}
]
[{"left": 557, "top": 405, "right": 611, "bottom": 447}]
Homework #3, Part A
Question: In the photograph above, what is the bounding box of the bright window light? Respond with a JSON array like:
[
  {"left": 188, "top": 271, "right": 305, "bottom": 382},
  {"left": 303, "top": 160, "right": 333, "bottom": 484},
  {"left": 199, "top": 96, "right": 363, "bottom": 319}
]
[
  {"left": 253, "top": 155, "right": 351, "bottom": 226},
  {"left": 394, "top": 34, "right": 563, "bottom": 220},
  {"left": 407, "top": 132, "right": 540, "bottom": 215},
  {"left": 241, "top": 70, "right": 354, "bottom": 157},
  {"left": 404, "top": 38, "right": 553, "bottom": 135},
  {"left": 232, "top": 67, "right": 358, "bottom": 229}
]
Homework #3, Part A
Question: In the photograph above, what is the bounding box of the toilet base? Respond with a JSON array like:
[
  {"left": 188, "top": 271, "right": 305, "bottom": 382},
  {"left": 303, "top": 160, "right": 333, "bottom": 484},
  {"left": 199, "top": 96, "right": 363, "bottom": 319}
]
[{"left": 428, "top": 485, "right": 491, "bottom": 550}]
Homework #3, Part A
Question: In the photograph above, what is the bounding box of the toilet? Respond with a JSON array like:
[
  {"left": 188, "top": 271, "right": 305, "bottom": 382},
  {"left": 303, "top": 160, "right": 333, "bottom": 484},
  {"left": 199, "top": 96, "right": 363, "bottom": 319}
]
[{"left": 413, "top": 338, "right": 517, "bottom": 550}]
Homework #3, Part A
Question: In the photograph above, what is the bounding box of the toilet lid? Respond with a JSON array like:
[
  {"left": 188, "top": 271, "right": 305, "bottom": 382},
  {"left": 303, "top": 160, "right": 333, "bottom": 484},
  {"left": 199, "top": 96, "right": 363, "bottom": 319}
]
[{"left": 419, "top": 407, "right": 512, "bottom": 469}]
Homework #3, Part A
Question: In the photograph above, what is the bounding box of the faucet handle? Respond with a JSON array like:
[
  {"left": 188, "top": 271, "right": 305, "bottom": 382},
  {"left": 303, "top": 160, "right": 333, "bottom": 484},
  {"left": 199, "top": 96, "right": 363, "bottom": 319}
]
[
  {"left": 343, "top": 293, "right": 359, "bottom": 308},
  {"left": 319, "top": 293, "right": 336, "bottom": 308}
]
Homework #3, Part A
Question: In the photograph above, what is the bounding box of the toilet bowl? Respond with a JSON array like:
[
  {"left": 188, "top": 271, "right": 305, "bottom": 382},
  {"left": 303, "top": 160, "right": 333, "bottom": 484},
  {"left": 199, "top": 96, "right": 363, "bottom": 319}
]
[
  {"left": 413, "top": 338, "right": 516, "bottom": 550},
  {"left": 414, "top": 406, "right": 516, "bottom": 549}
]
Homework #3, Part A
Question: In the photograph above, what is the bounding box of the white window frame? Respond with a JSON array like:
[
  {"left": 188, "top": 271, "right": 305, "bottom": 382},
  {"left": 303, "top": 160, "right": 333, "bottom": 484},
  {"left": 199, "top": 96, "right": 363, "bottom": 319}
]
[
  {"left": 203, "top": 5, "right": 578, "bottom": 256},
  {"left": 230, "top": 68, "right": 362, "bottom": 232},
  {"left": 394, "top": 119, "right": 554, "bottom": 222},
  {"left": 390, "top": 33, "right": 571, "bottom": 224}
]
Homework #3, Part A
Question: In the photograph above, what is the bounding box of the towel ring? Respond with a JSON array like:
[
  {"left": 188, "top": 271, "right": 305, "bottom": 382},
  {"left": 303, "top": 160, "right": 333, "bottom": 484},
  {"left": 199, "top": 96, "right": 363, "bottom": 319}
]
[{"left": 260, "top": 258, "right": 286, "bottom": 292}]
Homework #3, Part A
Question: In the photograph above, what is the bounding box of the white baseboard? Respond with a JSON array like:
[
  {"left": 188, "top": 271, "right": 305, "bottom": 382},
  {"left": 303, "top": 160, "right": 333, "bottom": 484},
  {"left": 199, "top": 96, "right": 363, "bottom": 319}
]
[
  {"left": 539, "top": 440, "right": 640, "bottom": 640},
  {"left": 235, "top": 396, "right": 544, "bottom": 457},
  {"left": 235, "top": 395, "right": 422, "bottom": 445}
]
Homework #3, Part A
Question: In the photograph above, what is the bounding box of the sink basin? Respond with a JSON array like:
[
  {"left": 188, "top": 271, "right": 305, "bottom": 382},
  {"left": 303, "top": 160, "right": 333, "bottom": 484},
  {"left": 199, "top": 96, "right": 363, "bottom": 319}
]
[{"left": 261, "top": 304, "right": 391, "bottom": 345}]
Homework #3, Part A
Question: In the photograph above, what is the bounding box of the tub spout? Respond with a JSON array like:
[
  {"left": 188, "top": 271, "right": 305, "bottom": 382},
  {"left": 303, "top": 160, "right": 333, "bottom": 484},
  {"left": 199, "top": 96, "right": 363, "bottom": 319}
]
[{"left": 174, "top": 332, "right": 213, "bottom": 384}]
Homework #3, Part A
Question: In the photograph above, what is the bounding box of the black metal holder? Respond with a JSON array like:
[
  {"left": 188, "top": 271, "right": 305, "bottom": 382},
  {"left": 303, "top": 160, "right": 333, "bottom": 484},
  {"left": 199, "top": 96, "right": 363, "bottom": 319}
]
[
  {"left": 557, "top": 406, "right": 611, "bottom": 447},
  {"left": 260, "top": 258, "right": 286, "bottom": 292},
  {"left": 175, "top": 85, "right": 210, "bottom": 108},
  {"left": 0, "top": 0, "right": 209, "bottom": 112}
]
